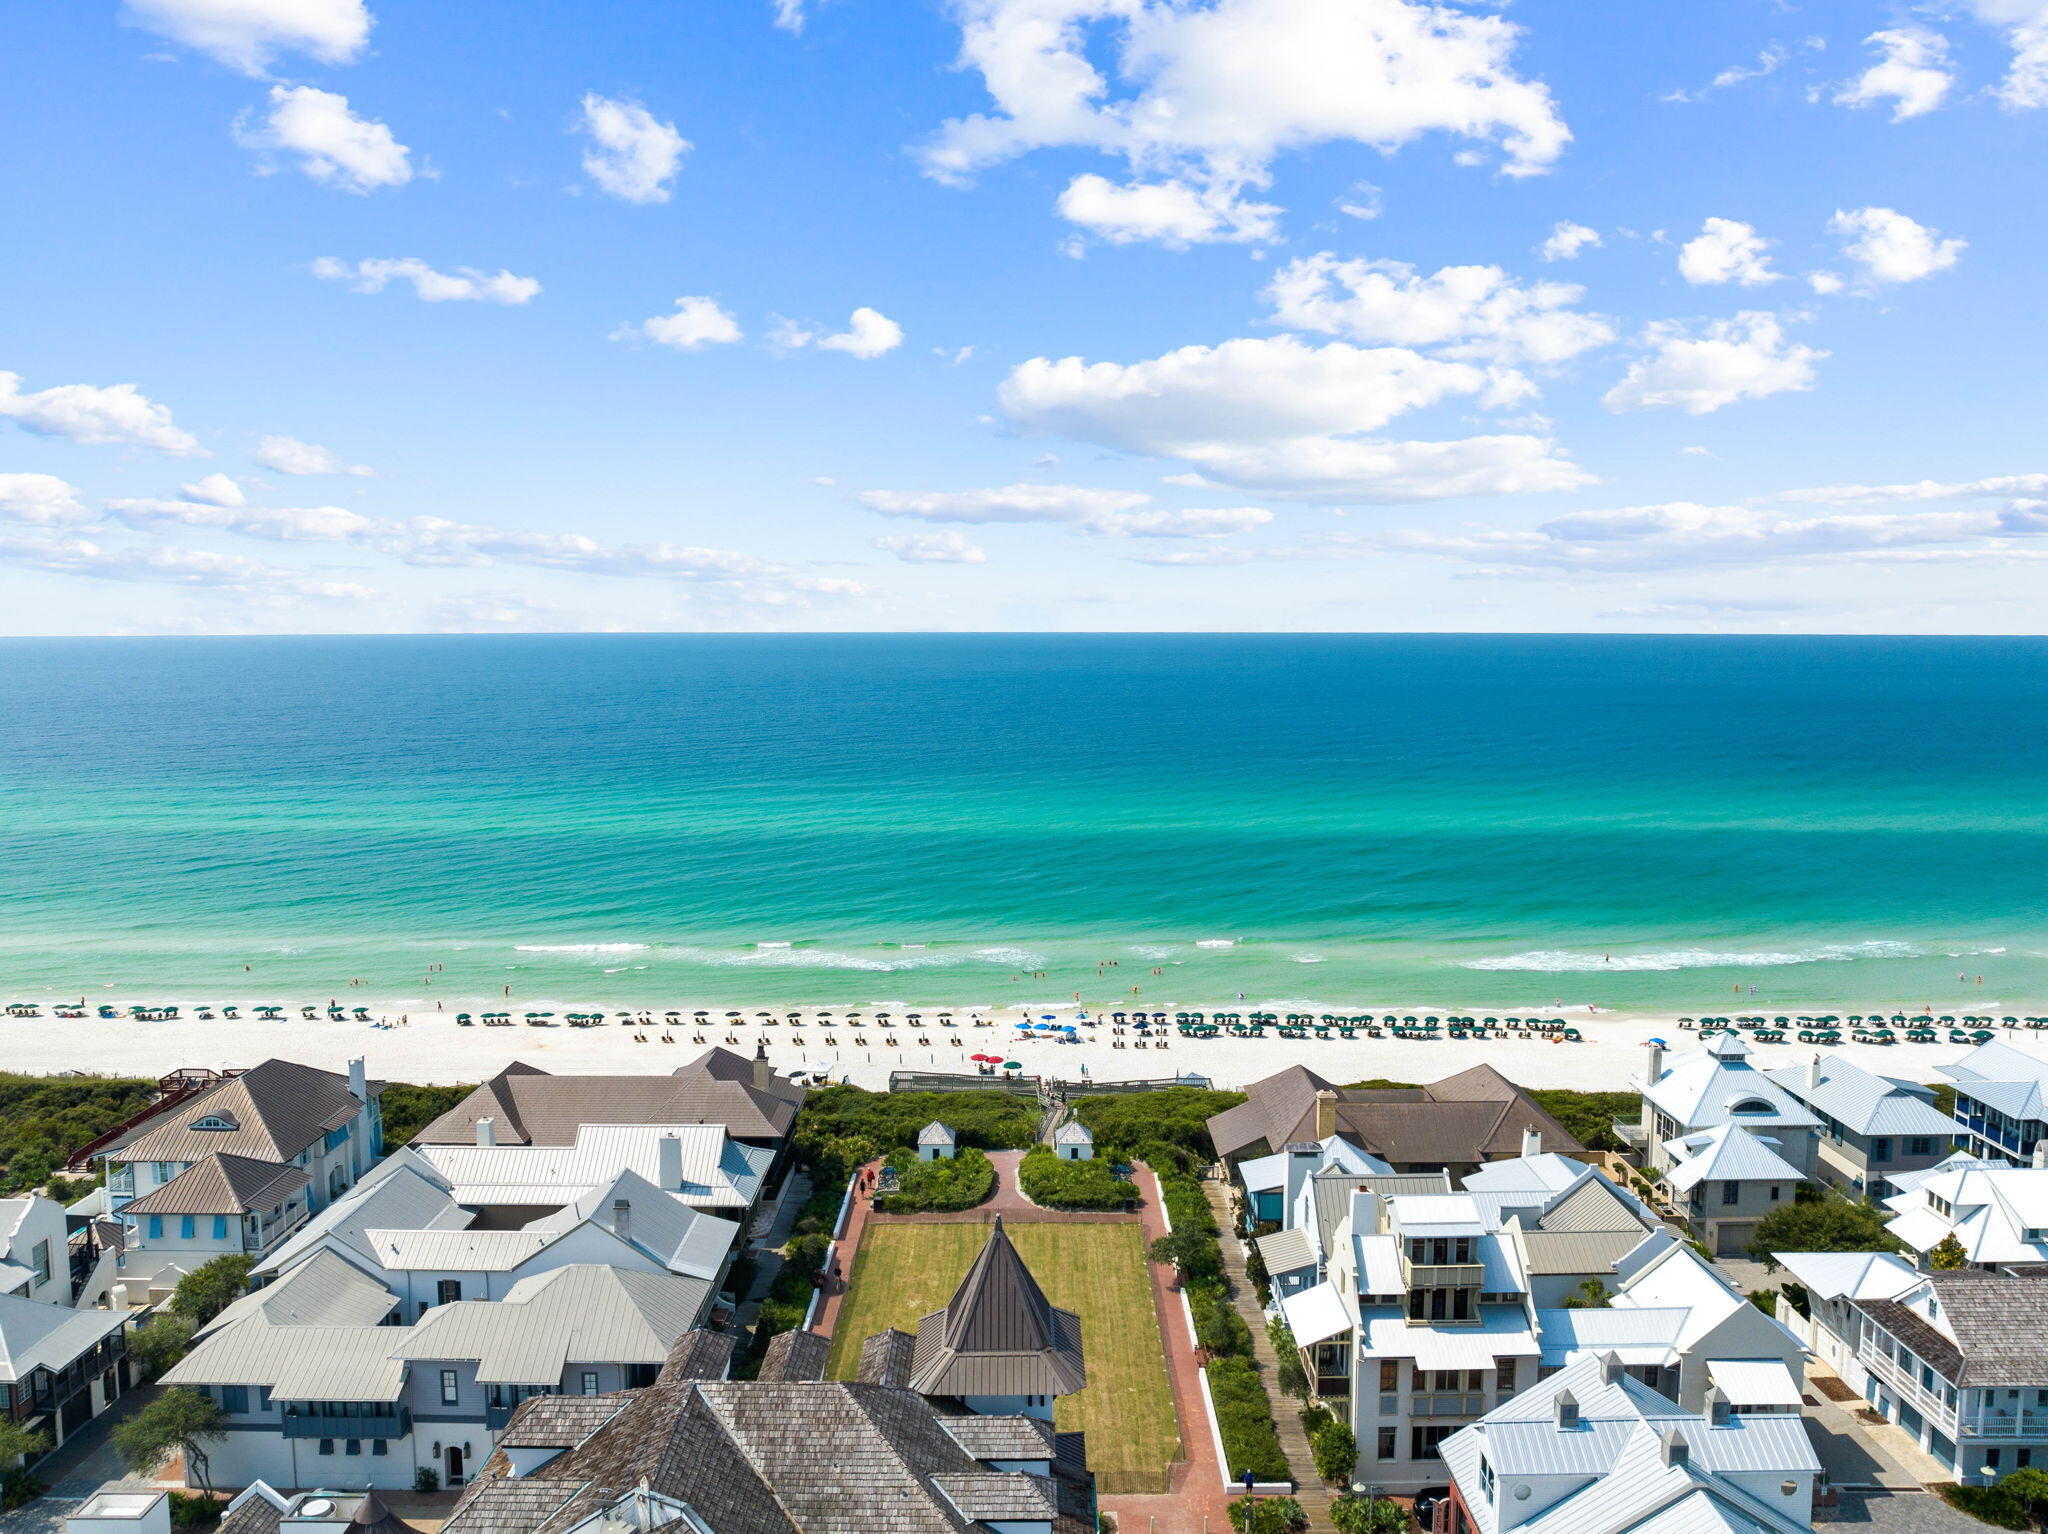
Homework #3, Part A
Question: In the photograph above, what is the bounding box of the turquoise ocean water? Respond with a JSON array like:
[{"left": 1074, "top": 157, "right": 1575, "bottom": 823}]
[{"left": 1, "top": 634, "right": 2043, "bottom": 1015}]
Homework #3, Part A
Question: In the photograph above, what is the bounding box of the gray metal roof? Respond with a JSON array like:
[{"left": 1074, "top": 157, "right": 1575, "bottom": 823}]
[
  {"left": 257, "top": 1161, "right": 468, "bottom": 1276},
  {"left": 0, "top": 1293, "right": 128, "bottom": 1380},
  {"left": 1255, "top": 1227, "right": 1315, "bottom": 1275},
  {"left": 1518, "top": 1229, "right": 1653, "bottom": 1276},
  {"left": 122, "top": 1153, "right": 310, "bottom": 1217},
  {"left": 203, "top": 1248, "right": 398, "bottom": 1335},
  {"left": 1765, "top": 1055, "right": 1956, "bottom": 1138},
  {"left": 907, "top": 1218, "right": 1086, "bottom": 1400},
  {"left": 393, "top": 1266, "right": 713, "bottom": 1381},
  {"left": 527, "top": 1169, "right": 740, "bottom": 1281},
  {"left": 164, "top": 1321, "right": 408, "bottom": 1401}
]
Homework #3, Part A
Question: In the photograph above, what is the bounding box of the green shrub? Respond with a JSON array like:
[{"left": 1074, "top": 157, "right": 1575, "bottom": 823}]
[
  {"left": 1208, "top": 1356, "right": 1291, "bottom": 1480},
  {"left": 376, "top": 1083, "right": 475, "bottom": 1148},
  {"left": 1071, "top": 1088, "right": 1247, "bottom": 1173},
  {"left": 1332, "top": 1494, "right": 1408, "bottom": 1534},
  {"left": 1227, "top": 1494, "right": 1306, "bottom": 1533},
  {"left": 1310, "top": 1420, "right": 1357, "bottom": 1483},
  {"left": 0, "top": 1072, "right": 154, "bottom": 1196},
  {"left": 1151, "top": 1224, "right": 1223, "bottom": 1285},
  {"left": 167, "top": 1492, "right": 218, "bottom": 1530},
  {"left": 1940, "top": 1485, "right": 2029, "bottom": 1529},
  {"left": 1299, "top": 1405, "right": 1334, "bottom": 1438},
  {"left": 873, "top": 1147, "right": 996, "bottom": 1213},
  {"left": 793, "top": 1085, "right": 1038, "bottom": 1189},
  {"left": 129, "top": 1313, "right": 196, "bottom": 1382},
  {"left": 413, "top": 1467, "right": 440, "bottom": 1494},
  {"left": 1525, "top": 1088, "right": 1640, "bottom": 1154},
  {"left": 1017, "top": 1146, "right": 1137, "bottom": 1210}
]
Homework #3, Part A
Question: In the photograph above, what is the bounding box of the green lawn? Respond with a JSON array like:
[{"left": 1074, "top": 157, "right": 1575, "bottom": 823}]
[{"left": 824, "top": 1221, "right": 1183, "bottom": 1481}]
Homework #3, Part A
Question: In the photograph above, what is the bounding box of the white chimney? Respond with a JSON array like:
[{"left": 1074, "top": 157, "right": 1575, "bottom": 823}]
[
  {"left": 1522, "top": 1127, "right": 1542, "bottom": 1159},
  {"left": 612, "top": 1198, "right": 632, "bottom": 1244},
  {"left": 658, "top": 1133, "right": 683, "bottom": 1189},
  {"left": 1805, "top": 1054, "right": 1821, "bottom": 1093},
  {"left": 476, "top": 1116, "right": 496, "bottom": 1148},
  {"left": 1645, "top": 1040, "right": 1664, "bottom": 1083},
  {"left": 347, "top": 1057, "right": 367, "bottom": 1102},
  {"left": 2033, "top": 1140, "right": 2046, "bottom": 1171}
]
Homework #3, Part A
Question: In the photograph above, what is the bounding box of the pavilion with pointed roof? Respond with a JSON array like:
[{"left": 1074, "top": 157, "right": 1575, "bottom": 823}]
[{"left": 906, "top": 1217, "right": 1086, "bottom": 1419}]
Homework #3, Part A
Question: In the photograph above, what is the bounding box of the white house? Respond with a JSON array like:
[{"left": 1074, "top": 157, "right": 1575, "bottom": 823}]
[
  {"left": 1053, "top": 1121, "right": 1093, "bottom": 1161},
  {"left": 1437, "top": 1349, "right": 1819, "bottom": 1534},
  {"left": 1658, "top": 1124, "right": 1806, "bottom": 1259},
  {"left": 1769, "top": 1249, "right": 1918, "bottom": 1393},
  {"left": 1765, "top": 1054, "right": 1957, "bottom": 1198},
  {"left": 1940, "top": 1040, "right": 2048, "bottom": 1166},
  {"left": 1883, "top": 1155, "right": 2048, "bottom": 1271},
  {"left": 916, "top": 1122, "right": 956, "bottom": 1162},
  {"left": 0, "top": 1195, "right": 70, "bottom": 1303},
  {"left": 0, "top": 1292, "right": 132, "bottom": 1461}
]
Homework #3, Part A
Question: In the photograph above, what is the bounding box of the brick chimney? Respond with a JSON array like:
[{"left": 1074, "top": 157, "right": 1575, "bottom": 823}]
[
  {"left": 1314, "top": 1089, "right": 1338, "bottom": 1141},
  {"left": 476, "top": 1116, "right": 496, "bottom": 1148}
]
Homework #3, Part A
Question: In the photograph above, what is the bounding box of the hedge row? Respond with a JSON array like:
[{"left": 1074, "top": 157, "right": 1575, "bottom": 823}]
[
  {"left": 1155, "top": 1167, "right": 1290, "bottom": 1482},
  {"left": 1018, "top": 1145, "right": 1138, "bottom": 1210},
  {"left": 873, "top": 1146, "right": 996, "bottom": 1213}
]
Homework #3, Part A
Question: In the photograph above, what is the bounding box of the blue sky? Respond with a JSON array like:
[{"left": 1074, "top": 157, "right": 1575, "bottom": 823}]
[{"left": 3, "top": 0, "right": 2044, "bottom": 633}]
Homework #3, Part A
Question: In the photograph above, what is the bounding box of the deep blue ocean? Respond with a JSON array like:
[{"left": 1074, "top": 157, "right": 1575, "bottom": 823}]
[{"left": 1, "top": 634, "right": 2043, "bottom": 1013}]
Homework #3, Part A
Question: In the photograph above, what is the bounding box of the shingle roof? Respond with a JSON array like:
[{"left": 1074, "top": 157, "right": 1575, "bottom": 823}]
[
  {"left": 857, "top": 1328, "right": 916, "bottom": 1388},
  {"left": 496, "top": 1394, "right": 631, "bottom": 1449},
  {"left": 908, "top": 1217, "right": 1086, "bottom": 1400},
  {"left": 758, "top": 1327, "right": 832, "bottom": 1383},
  {"left": 415, "top": 1051, "right": 802, "bottom": 1147},
  {"left": 937, "top": 1413, "right": 1056, "bottom": 1460},
  {"left": 104, "top": 1059, "right": 375, "bottom": 1165},
  {"left": 122, "top": 1153, "right": 310, "bottom": 1217},
  {"left": 1859, "top": 1272, "right": 2048, "bottom": 1386},
  {"left": 931, "top": 1472, "right": 1055, "bottom": 1520}
]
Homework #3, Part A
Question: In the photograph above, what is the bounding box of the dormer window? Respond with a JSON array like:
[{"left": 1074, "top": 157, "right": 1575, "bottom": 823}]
[
  {"left": 1555, "top": 1390, "right": 1580, "bottom": 1430},
  {"left": 1930, "top": 1194, "right": 1953, "bottom": 1217},
  {"left": 192, "top": 1115, "right": 238, "bottom": 1132},
  {"left": 1729, "top": 1098, "right": 1774, "bottom": 1115}
]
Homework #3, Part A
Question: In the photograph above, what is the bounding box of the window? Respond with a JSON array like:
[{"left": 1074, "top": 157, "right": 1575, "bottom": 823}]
[
  {"left": 1479, "top": 1456, "right": 1495, "bottom": 1501},
  {"left": 1872, "top": 1139, "right": 1893, "bottom": 1164},
  {"left": 258, "top": 1388, "right": 271, "bottom": 1411},
  {"left": 1770, "top": 1185, "right": 1782, "bottom": 1202},
  {"left": 1722, "top": 1182, "right": 1740, "bottom": 1206},
  {"left": 1379, "top": 1360, "right": 1400, "bottom": 1393},
  {"left": 1910, "top": 1137, "right": 1934, "bottom": 1156},
  {"left": 319, "top": 1440, "right": 335, "bottom": 1456},
  {"left": 1988, "top": 1449, "right": 2003, "bottom": 1471},
  {"left": 30, "top": 1240, "right": 50, "bottom": 1286},
  {"left": 345, "top": 1440, "right": 361, "bottom": 1457},
  {"left": 148, "top": 1216, "right": 163, "bottom": 1240},
  {"left": 180, "top": 1216, "right": 196, "bottom": 1240},
  {"left": 192, "top": 1116, "right": 236, "bottom": 1131},
  {"left": 441, "top": 1370, "right": 460, "bottom": 1406},
  {"left": 152, "top": 1163, "right": 173, "bottom": 1184},
  {"left": 221, "top": 1386, "right": 248, "bottom": 1414},
  {"left": 437, "top": 1279, "right": 462, "bottom": 1306},
  {"left": 1376, "top": 1427, "right": 1397, "bottom": 1460},
  {"left": 1730, "top": 1099, "right": 1774, "bottom": 1115},
  {"left": 213, "top": 1216, "right": 228, "bottom": 1240},
  {"left": 581, "top": 1372, "right": 599, "bottom": 1396},
  {"left": 1411, "top": 1424, "right": 1458, "bottom": 1461},
  {"left": 372, "top": 1441, "right": 387, "bottom": 1456},
  {"left": 2021, "top": 1449, "right": 2034, "bottom": 1469},
  {"left": 1494, "top": 1358, "right": 1518, "bottom": 1396}
]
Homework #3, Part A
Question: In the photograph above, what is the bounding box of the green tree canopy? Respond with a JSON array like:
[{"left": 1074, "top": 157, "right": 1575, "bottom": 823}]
[
  {"left": 1747, "top": 1193, "right": 1904, "bottom": 1269},
  {"left": 170, "top": 1254, "right": 254, "bottom": 1326},
  {"left": 114, "top": 1389, "right": 226, "bottom": 1489},
  {"left": 128, "top": 1313, "right": 196, "bottom": 1381},
  {"left": 1928, "top": 1233, "right": 1969, "bottom": 1270}
]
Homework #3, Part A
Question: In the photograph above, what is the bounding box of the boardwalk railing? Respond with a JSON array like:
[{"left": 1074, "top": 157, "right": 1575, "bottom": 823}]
[{"left": 887, "top": 1070, "right": 1042, "bottom": 1095}]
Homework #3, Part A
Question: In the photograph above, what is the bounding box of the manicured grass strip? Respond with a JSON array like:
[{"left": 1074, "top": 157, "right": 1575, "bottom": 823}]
[{"left": 823, "top": 1221, "right": 1182, "bottom": 1480}]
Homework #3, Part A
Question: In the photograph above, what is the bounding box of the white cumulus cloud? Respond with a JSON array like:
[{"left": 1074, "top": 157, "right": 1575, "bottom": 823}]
[
  {"left": 236, "top": 85, "right": 412, "bottom": 193},
  {"left": 1775, "top": 472, "right": 2048, "bottom": 505},
  {"left": 0, "top": 530, "right": 370, "bottom": 595},
  {"left": 312, "top": 257, "right": 540, "bottom": 304},
  {"left": 1833, "top": 28, "right": 1954, "bottom": 121},
  {"left": 1965, "top": 1, "right": 2048, "bottom": 109},
  {"left": 1056, "top": 173, "right": 1280, "bottom": 246},
  {"left": 1829, "top": 206, "right": 1965, "bottom": 287},
  {"left": 616, "top": 296, "right": 745, "bottom": 351},
  {"left": 1677, "top": 218, "right": 1781, "bottom": 286},
  {"left": 0, "top": 474, "right": 93, "bottom": 526},
  {"left": 818, "top": 307, "right": 904, "bottom": 359},
  {"left": 999, "top": 334, "right": 1588, "bottom": 502},
  {"left": 1538, "top": 222, "right": 1601, "bottom": 262},
  {"left": 122, "top": 0, "right": 372, "bottom": 75},
  {"left": 922, "top": 0, "right": 1569, "bottom": 245},
  {"left": 1264, "top": 254, "right": 1613, "bottom": 365},
  {"left": 576, "top": 94, "right": 690, "bottom": 204},
  {"left": 1604, "top": 313, "right": 1822, "bottom": 415},
  {"left": 252, "top": 435, "right": 372, "bottom": 476},
  {"left": 179, "top": 472, "right": 246, "bottom": 507},
  {"left": 874, "top": 530, "right": 989, "bottom": 563},
  {"left": 0, "top": 370, "right": 205, "bottom": 457},
  {"left": 860, "top": 482, "right": 1273, "bottom": 539}
]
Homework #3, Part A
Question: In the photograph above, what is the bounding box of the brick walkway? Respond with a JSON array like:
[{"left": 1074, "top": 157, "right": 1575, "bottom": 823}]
[
  {"left": 810, "top": 1151, "right": 1230, "bottom": 1532},
  {"left": 1208, "top": 1181, "right": 1333, "bottom": 1532}
]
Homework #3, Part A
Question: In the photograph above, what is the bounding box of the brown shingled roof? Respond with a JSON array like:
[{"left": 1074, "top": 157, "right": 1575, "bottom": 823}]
[
  {"left": 105, "top": 1059, "right": 374, "bottom": 1165},
  {"left": 122, "top": 1154, "right": 310, "bottom": 1217},
  {"left": 414, "top": 1050, "right": 802, "bottom": 1147},
  {"left": 758, "top": 1327, "right": 832, "bottom": 1383}
]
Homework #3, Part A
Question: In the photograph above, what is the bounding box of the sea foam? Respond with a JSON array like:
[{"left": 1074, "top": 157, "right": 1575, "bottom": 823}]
[{"left": 1462, "top": 940, "right": 1922, "bottom": 972}]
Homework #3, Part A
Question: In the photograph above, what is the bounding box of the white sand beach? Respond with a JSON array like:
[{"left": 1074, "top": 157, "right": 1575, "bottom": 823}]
[{"left": 2, "top": 997, "right": 2037, "bottom": 1092}]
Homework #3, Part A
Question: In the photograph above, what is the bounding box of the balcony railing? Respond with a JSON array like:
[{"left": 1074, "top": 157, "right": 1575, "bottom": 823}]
[
  {"left": 281, "top": 1408, "right": 411, "bottom": 1440},
  {"left": 1960, "top": 1408, "right": 2048, "bottom": 1439},
  {"left": 1410, "top": 1393, "right": 1487, "bottom": 1418},
  {"left": 1858, "top": 1340, "right": 1958, "bottom": 1428},
  {"left": 1402, "top": 1262, "right": 1485, "bottom": 1289}
]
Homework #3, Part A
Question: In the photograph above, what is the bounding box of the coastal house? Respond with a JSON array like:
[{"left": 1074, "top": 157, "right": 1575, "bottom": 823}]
[
  {"left": 161, "top": 1263, "right": 717, "bottom": 1490},
  {"left": 1847, "top": 1268, "right": 2048, "bottom": 1484},
  {"left": 1765, "top": 1054, "right": 1957, "bottom": 1198},
  {"left": 440, "top": 1224, "right": 1093, "bottom": 1534},
  {"left": 0, "top": 1195, "right": 70, "bottom": 1303},
  {"left": 1625, "top": 1034, "right": 1818, "bottom": 1255},
  {"left": 1238, "top": 1136, "right": 1397, "bottom": 1231},
  {"left": 918, "top": 1122, "right": 957, "bottom": 1162},
  {"left": 1769, "top": 1250, "right": 1919, "bottom": 1393},
  {"left": 1210, "top": 1064, "right": 1583, "bottom": 1215},
  {"left": 0, "top": 1291, "right": 132, "bottom": 1461},
  {"left": 81, "top": 1059, "right": 383, "bottom": 1301},
  {"left": 253, "top": 1159, "right": 738, "bottom": 1322},
  {"left": 1271, "top": 1151, "right": 1800, "bottom": 1491},
  {"left": 410, "top": 1051, "right": 803, "bottom": 1206},
  {"left": 1940, "top": 1040, "right": 2048, "bottom": 1166},
  {"left": 1052, "top": 1121, "right": 1093, "bottom": 1161},
  {"left": 1435, "top": 1349, "right": 1821, "bottom": 1534},
  {"left": 1880, "top": 1155, "right": 2048, "bottom": 1271}
]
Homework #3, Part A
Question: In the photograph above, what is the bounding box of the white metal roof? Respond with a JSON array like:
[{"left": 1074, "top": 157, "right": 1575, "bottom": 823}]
[
  {"left": 1534, "top": 1306, "right": 1687, "bottom": 1366},
  {"left": 1660, "top": 1125, "right": 1807, "bottom": 1192},
  {"left": 413, "top": 1124, "right": 770, "bottom": 1209},
  {"left": 1767, "top": 1250, "right": 1918, "bottom": 1303},
  {"left": 1763, "top": 1056, "right": 1955, "bottom": 1139},
  {"left": 1280, "top": 1281, "right": 1355, "bottom": 1348},
  {"left": 164, "top": 1321, "right": 407, "bottom": 1401},
  {"left": 1362, "top": 1305, "right": 1540, "bottom": 1369},
  {"left": 1256, "top": 1227, "right": 1315, "bottom": 1275},
  {"left": 0, "top": 1293, "right": 129, "bottom": 1379},
  {"left": 1392, "top": 1194, "right": 1487, "bottom": 1235},
  {"left": 1706, "top": 1358, "right": 1804, "bottom": 1408},
  {"left": 392, "top": 1265, "right": 712, "bottom": 1381}
]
